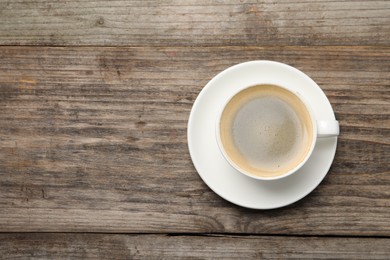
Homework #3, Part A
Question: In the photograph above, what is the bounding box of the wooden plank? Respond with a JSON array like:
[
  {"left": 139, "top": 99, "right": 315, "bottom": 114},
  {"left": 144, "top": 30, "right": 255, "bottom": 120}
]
[
  {"left": 0, "top": 46, "right": 389, "bottom": 235},
  {"left": 0, "top": 0, "right": 389, "bottom": 46},
  {"left": 0, "top": 233, "right": 389, "bottom": 259}
]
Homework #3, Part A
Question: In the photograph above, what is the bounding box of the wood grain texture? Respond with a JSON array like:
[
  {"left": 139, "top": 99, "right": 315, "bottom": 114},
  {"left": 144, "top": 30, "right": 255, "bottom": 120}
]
[
  {"left": 0, "top": 46, "right": 389, "bottom": 235},
  {"left": 1, "top": 233, "right": 389, "bottom": 259},
  {"left": 0, "top": 0, "right": 389, "bottom": 46}
]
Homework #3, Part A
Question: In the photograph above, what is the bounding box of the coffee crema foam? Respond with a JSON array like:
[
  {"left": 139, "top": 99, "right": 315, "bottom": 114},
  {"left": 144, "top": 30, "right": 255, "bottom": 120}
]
[{"left": 219, "top": 84, "right": 313, "bottom": 178}]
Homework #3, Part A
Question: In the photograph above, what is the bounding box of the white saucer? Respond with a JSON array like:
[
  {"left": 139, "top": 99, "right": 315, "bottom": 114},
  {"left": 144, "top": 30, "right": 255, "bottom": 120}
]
[{"left": 187, "top": 61, "right": 338, "bottom": 209}]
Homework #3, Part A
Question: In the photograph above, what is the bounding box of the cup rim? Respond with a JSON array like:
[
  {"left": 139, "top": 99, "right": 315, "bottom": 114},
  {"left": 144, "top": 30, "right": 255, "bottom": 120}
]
[{"left": 215, "top": 83, "right": 318, "bottom": 181}]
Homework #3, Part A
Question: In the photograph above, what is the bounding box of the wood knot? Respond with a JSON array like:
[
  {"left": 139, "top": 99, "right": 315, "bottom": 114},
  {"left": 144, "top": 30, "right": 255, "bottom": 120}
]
[
  {"left": 96, "top": 17, "right": 104, "bottom": 26},
  {"left": 136, "top": 121, "right": 147, "bottom": 128}
]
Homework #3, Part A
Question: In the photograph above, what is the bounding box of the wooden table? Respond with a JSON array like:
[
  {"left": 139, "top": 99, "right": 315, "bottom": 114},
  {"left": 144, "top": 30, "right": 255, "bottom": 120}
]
[{"left": 0, "top": 0, "right": 389, "bottom": 258}]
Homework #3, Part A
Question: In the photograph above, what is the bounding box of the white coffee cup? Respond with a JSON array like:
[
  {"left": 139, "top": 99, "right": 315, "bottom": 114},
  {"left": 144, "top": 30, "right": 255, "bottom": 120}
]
[{"left": 215, "top": 63, "right": 339, "bottom": 181}]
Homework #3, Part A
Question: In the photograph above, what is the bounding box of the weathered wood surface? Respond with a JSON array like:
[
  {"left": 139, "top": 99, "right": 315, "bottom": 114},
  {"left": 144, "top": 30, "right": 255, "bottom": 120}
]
[
  {"left": 0, "top": 233, "right": 389, "bottom": 259},
  {"left": 0, "top": 0, "right": 389, "bottom": 46},
  {"left": 0, "top": 46, "right": 389, "bottom": 235}
]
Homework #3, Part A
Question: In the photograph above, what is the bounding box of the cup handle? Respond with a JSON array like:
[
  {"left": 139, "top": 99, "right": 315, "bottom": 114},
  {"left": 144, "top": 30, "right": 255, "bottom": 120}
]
[{"left": 317, "top": 120, "right": 340, "bottom": 138}]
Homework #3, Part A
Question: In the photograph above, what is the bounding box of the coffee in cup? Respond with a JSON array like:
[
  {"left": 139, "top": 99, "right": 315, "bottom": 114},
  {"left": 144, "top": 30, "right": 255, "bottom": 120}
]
[{"left": 216, "top": 84, "right": 339, "bottom": 180}]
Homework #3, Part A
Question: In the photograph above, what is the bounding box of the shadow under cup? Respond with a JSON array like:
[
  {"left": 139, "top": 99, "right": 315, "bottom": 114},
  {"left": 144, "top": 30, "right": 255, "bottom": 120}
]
[{"left": 217, "top": 84, "right": 316, "bottom": 180}]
